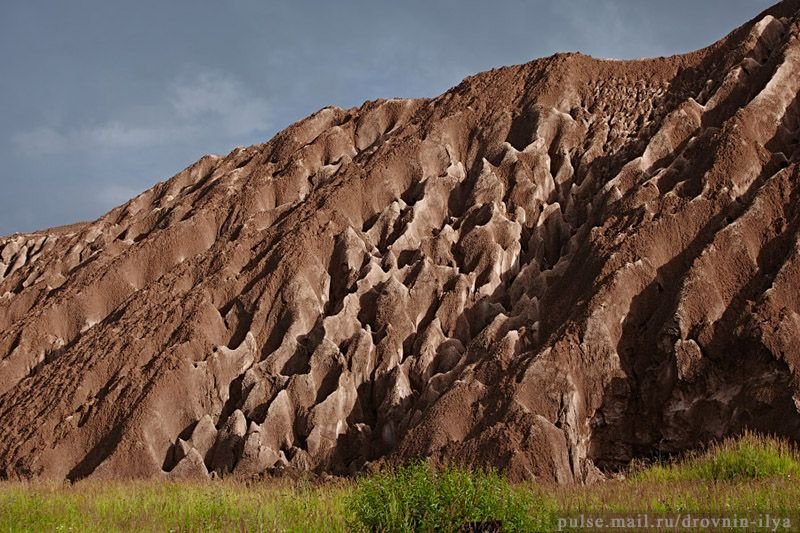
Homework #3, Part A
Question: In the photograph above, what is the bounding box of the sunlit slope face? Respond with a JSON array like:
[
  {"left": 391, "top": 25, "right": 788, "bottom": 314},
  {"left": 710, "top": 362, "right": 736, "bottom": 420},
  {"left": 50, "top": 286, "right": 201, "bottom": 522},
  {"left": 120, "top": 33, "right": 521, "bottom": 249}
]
[{"left": 1, "top": 0, "right": 800, "bottom": 484}]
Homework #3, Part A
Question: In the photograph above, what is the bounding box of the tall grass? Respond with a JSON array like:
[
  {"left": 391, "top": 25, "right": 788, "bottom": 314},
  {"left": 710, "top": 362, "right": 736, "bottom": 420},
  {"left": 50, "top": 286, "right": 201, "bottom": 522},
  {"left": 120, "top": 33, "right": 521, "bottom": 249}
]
[
  {"left": 0, "top": 480, "right": 351, "bottom": 532},
  {"left": 1, "top": 433, "right": 799, "bottom": 531},
  {"left": 634, "top": 431, "right": 800, "bottom": 482},
  {"left": 347, "top": 462, "right": 555, "bottom": 532}
]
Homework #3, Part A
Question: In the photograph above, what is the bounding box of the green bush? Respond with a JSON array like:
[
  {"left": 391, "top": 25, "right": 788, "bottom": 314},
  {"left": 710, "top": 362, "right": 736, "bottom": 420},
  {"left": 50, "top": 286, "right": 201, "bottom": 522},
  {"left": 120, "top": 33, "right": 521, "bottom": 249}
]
[
  {"left": 347, "top": 462, "right": 555, "bottom": 532},
  {"left": 635, "top": 431, "right": 800, "bottom": 482}
]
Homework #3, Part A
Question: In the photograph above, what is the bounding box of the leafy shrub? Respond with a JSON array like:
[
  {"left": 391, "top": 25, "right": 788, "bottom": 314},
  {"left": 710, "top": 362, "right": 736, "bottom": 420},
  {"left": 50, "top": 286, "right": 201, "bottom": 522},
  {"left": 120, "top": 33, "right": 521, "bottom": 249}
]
[{"left": 347, "top": 462, "right": 554, "bottom": 532}]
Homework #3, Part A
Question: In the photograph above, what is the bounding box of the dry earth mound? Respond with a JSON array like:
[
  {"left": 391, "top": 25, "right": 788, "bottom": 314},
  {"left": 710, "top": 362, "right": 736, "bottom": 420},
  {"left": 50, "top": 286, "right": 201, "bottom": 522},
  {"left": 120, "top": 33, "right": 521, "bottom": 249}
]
[{"left": 2, "top": 1, "right": 800, "bottom": 483}]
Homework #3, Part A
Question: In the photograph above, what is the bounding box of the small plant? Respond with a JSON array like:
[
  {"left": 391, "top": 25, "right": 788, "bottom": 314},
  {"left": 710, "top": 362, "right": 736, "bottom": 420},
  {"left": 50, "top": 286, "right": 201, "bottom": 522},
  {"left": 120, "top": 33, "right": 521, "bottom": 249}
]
[
  {"left": 635, "top": 431, "right": 800, "bottom": 482},
  {"left": 347, "top": 462, "right": 555, "bottom": 532}
]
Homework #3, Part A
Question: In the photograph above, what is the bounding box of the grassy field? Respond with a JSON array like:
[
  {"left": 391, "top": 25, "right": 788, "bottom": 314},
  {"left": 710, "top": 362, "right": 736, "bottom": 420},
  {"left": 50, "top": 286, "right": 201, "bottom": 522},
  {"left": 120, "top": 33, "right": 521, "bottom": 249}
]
[{"left": 1, "top": 433, "right": 799, "bottom": 531}]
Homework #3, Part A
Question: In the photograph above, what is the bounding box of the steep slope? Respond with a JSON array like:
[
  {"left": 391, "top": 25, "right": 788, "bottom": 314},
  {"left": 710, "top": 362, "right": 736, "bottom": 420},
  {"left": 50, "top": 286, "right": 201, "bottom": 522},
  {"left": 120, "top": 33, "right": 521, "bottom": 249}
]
[{"left": 2, "top": 1, "right": 800, "bottom": 483}]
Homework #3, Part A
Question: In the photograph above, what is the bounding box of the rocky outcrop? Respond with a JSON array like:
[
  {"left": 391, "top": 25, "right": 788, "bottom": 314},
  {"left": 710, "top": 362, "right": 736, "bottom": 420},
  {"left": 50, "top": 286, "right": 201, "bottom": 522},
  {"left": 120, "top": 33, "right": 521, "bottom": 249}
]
[{"left": 2, "top": 1, "right": 800, "bottom": 484}]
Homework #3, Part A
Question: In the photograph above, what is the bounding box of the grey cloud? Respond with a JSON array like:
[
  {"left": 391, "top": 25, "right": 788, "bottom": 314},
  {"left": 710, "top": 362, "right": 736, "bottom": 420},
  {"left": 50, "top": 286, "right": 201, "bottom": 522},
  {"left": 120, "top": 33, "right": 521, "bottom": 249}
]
[
  {"left": 170, "top": 71, "right": 272, "bottom": 136},
  {"left": 12, "top": 123, "right": 190, "bottom": 155},
  {"left": 12, "top": 70, "right": 270, "bottom": 156}
]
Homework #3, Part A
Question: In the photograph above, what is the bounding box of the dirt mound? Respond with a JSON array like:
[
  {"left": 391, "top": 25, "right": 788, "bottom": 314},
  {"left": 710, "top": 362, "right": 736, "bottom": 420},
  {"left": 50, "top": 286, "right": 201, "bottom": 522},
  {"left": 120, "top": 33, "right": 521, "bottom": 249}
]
[{"left": 2, "top": 1, "right": 800, "bottom": 484}]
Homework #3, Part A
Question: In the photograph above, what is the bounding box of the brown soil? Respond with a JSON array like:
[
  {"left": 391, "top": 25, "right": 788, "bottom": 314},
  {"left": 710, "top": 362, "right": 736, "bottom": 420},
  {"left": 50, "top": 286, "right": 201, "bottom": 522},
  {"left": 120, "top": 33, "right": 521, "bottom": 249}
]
[{"left": 2, "top": 0, "right": 800, "bottom": 484}]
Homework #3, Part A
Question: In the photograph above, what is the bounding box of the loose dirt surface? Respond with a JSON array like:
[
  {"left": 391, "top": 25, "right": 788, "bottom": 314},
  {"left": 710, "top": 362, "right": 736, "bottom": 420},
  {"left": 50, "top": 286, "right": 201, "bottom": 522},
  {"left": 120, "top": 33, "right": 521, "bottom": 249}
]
[{"left": 2, "top": 1, "right": 800, "bottom": 483}]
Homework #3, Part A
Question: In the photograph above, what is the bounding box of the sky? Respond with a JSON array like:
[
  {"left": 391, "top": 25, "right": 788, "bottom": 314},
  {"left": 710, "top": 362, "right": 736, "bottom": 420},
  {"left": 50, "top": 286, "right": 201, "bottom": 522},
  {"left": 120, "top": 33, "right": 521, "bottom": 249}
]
[{"left": 0, "top": 0, "right": 776, "bottom": 235}]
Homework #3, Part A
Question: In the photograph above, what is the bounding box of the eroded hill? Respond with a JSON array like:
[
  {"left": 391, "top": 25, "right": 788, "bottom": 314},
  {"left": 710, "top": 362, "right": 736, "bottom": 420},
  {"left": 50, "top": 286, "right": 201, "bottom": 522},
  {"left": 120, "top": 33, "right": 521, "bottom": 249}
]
[{"left": 2, "top": 1, "right": 800, "bottom": 483}]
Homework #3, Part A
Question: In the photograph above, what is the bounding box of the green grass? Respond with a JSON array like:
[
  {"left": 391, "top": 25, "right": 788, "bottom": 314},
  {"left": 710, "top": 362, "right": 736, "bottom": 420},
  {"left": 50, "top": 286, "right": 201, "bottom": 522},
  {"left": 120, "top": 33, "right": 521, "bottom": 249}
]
[
  {"left": 634, "top": 431, "right": 800, "bottom": 482},
  {"left": 2, "top": 433, "right": 800, "bottom": 531},
  {"left": 552, "top": 478, "right": 800, "bottom": 516},
  {"left": 347, "top": 463, "right": 555, "bottom": 532},
  {"left": 0, "top": 480, "right": 352, "bottom": 532}
]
